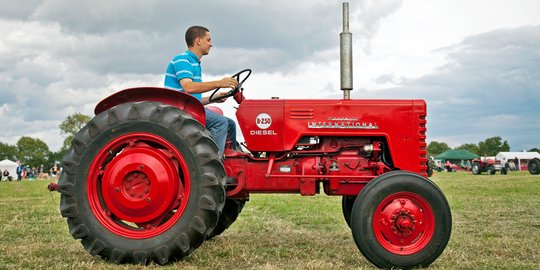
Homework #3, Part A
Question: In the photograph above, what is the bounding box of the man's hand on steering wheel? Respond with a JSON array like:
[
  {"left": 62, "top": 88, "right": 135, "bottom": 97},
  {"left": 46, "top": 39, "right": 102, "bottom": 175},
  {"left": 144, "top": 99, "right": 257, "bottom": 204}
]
[
  {"left": 209, "top": 69, "right": 252, "bottom": 103},
  {"left": 218, "top": 77, "right": 238, "bottom": 90},
  {"left": 209, "top": 77, "right": 238, "bottom": 103},
  {"left": 210, "top": 91, "right": 230, "bottom": 103}
]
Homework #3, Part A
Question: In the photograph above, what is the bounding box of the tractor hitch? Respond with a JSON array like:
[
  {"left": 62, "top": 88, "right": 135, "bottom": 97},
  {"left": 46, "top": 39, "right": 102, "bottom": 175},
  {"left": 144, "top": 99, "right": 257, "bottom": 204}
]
[{"left": 47, "top": 182, "right": 58, "bottom": 192}]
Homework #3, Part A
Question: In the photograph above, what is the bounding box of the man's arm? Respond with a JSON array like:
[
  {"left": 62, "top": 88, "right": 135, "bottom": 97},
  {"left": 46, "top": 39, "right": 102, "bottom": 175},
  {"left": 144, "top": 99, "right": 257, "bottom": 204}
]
[
  {"left": 200, "top": 92, "right": 230, "bottom": 105},
  {"left": 180, "top": 77, "right": 238, "bottom": 105},
  {"left": 180, "top": 77, "right": 238, "bottom": 95}
]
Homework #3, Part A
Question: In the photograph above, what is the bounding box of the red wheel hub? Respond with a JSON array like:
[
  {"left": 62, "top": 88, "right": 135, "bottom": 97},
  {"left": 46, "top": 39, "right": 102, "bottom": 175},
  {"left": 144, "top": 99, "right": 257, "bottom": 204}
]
[
  {"left": 101, "top": 146, "right": 180, "bottom": 223},
  {"left": 87, "top": 133, "right": 190, "bottom": 239},
  {"left": 374, "top": 192, "right": 435, "bottom": 255}
]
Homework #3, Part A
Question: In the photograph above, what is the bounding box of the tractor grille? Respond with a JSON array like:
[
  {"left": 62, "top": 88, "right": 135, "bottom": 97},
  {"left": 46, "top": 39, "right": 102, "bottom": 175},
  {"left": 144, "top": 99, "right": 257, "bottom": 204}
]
[
  {"left": 289, "top": 109, "right": 314, "bottom": 119},
  {"left": 419, "top": 115, "right": 427, "bottom": 174}
]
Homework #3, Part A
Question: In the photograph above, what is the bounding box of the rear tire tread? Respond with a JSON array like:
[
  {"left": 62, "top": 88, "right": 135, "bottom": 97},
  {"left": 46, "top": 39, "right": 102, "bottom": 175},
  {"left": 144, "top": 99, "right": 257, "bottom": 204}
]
[
  {"left": 58, "top": 101, "right": 226, "bottom": 264},
  {"left": 207, "top": 199, "right": 247, "bottom": 239}
]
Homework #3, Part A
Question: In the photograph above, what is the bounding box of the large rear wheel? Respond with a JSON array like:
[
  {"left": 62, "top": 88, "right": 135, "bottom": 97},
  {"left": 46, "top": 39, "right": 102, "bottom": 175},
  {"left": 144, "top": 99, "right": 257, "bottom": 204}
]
[
  {"left": 341, "top": 195, "right": 356, "bottom": 228},
  {"left": 350, "top": 171, "right": 451, "bottom": 268},
  {"left": 207, "top": 198, "right": 247, "bottom": 239},
  {"left": 57, "top": 102, "right": 226, "bottom": 264}
]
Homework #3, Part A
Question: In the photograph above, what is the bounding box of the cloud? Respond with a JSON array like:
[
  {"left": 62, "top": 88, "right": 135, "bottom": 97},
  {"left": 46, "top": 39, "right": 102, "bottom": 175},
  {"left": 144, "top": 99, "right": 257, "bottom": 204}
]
[
  {"left": 0, "top": 0, "right": 539, "bottom": 153},
  {"left": 0, "top": 0, "right": 43, "bottom": 20},
  {"left": 349, "top": 25, "right": 540, "bottom": 150},
  {"left": 16, "top": 0, "right": 402, "bottom": 74}
]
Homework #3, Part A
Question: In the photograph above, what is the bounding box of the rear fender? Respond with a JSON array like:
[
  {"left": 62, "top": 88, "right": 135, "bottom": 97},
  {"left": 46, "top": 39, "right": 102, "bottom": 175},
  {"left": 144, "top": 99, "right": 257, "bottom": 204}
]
[{"left": 94, "top": 87, "right": 206, "bottom": 125}]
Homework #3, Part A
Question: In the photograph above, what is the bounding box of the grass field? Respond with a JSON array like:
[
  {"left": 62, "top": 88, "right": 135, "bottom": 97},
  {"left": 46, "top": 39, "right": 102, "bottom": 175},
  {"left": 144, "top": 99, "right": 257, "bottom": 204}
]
[{"left": 1, "top": 171, "right": 539, "bottom": 269}]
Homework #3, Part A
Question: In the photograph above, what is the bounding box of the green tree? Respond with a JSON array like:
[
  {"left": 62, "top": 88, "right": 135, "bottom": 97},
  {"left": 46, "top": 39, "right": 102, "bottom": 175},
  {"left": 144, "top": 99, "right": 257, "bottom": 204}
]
[
  {"left": 0, "top": 141, "right": 18, "bottom": 160},
  {"left": 59, "top": 113, "right": 91, "bottom": 150},
  {"left": 16, "top": 136, "right": 50, "bottom": 168},
  {"left": 47, "top": 150, "right": 65, "bottom": 167},
  {"left": 478, "top": 136, "right": 510, "bottom": 156},
  {"left": 455, "top": 143, "right": 480, "bottom": 155},
  {"left": 427, "top": 141, "right": 450, "bottom": 157}
]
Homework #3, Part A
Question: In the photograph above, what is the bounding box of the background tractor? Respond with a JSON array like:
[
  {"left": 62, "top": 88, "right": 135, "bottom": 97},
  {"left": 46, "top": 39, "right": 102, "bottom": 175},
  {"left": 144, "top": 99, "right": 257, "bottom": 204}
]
[
  {"left": 53, "top": 3, "right": 451, "bottom": 269},
  {"left": 471, "top": 158, "right": 507, "bottom": 175},
  {"left": 528, "top": 158, "right": 540, "bottom": 174}
]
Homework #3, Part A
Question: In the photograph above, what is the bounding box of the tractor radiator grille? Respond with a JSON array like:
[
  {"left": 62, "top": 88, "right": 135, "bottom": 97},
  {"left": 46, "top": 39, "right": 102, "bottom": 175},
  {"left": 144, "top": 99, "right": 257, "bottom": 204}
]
[
  {"left": 419, "top": 115, "right": 427, "bottom": 174},
  {"left": 289, "top": 109, "right": 314, "bottom": 119}
]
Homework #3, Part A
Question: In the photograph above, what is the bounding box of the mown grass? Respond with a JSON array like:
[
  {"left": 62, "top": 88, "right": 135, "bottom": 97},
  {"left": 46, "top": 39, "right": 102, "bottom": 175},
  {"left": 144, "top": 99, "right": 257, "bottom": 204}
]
[{"left": 0, "top": 171, "right": 539, "bottom": 269}]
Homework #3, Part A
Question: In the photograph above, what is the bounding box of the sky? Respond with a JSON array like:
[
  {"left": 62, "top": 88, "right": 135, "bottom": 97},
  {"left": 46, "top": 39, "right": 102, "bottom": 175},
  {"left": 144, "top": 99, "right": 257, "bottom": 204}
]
[{"left": 0, "top": 0, "right": 539, "bottom": 152}]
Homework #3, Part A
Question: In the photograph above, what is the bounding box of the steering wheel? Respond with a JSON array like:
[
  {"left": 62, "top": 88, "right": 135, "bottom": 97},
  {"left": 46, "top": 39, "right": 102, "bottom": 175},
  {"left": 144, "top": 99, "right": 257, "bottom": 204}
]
[{"left": 208, "top": 69, "right": 252, "bottom": 103}]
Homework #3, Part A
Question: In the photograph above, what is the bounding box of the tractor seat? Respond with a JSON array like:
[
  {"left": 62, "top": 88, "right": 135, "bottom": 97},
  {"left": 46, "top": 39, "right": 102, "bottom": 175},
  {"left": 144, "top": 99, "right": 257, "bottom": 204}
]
[{"left": 205, "top": 105, "right": 223, "bottom": 116}]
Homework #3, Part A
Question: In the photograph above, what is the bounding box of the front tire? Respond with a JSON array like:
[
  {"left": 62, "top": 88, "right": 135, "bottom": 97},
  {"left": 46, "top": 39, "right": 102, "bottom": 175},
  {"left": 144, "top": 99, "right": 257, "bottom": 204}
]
[
  {"left": 350, "top": 171, "right": 452, "bottom": 268},
  {"left": 487, "top": 166, "right": 495, "bottom": 175},
  {"left": 529, "top": 158, "right": 540, "bottom": 175},
  {"left": 471, "top": 163, "right": 481, "bottom": 175},
  {"left": 58, "top": 102, "right": 226, "bottom": 264}
]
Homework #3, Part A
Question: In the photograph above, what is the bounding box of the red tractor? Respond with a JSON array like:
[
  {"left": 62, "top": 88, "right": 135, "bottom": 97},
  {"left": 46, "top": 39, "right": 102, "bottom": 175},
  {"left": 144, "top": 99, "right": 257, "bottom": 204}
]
[
  {"left": 52, "top": 3, "right": 451, "bottom": 269},
  {"left": 471, "top": 158, "right": 507, "bottom": 175}
]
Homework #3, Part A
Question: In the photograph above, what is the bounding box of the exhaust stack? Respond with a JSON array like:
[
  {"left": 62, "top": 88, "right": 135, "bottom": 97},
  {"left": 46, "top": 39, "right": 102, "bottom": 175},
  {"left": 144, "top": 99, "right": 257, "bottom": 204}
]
[{"left": 340, "top": 2, "right": 353, "bottom": 99}]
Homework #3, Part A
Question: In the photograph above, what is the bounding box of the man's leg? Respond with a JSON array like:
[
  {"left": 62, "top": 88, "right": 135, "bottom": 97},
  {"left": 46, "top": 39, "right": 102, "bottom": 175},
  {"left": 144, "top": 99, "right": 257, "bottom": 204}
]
[
  {"left": 205, "top": 108, "right": 228, "bottom": 156},
  {"left": 226, "top": 117, "right": 238, "bottom": 150}
]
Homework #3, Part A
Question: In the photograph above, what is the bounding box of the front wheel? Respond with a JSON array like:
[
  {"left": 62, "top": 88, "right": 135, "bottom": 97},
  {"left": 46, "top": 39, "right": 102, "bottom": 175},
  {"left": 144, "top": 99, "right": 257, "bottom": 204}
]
[
  {"left": 487, "top": 166, "right": 495, "bottom": 175},
  {"left": 57, "top": 102, "right": 226, "bottom": 264},
  {"left": 471, "top": 163, "right": 481, "bottom": 175},
  {"left": 350, "top": 171, "right": 452, "bottom": 268},
  {"left": 529, "top": 158, "right": 540, "bottom": 175}
]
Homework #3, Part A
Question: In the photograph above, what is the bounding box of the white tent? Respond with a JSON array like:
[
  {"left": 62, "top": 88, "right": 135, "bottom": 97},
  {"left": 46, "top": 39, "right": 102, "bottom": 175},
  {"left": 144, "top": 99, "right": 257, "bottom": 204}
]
[
  {"left": 0, "top": 159, "right": 18, "bottom": 180},
  {"left": 496, "top": 152, "right": 540, "bottom": 171}
]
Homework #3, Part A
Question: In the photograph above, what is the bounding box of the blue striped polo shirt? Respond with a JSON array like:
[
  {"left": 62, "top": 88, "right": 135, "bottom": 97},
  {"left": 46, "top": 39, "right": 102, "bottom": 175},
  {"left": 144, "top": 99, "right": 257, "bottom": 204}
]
[{"left": 164, "top": 50, "right": 202, "bottom": 100}]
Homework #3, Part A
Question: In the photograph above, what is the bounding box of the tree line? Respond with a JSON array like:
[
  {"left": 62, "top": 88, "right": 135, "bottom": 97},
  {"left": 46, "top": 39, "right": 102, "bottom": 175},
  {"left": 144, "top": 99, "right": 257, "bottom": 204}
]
[
  {"left": 427, "top": 136, "right": 540, "bottom": 157},
  {"left": 2, "top": 113, "right": 538, "bottom": 167},
  {"left": 0, "top": 113, "right": 90, "bottom": 168}
]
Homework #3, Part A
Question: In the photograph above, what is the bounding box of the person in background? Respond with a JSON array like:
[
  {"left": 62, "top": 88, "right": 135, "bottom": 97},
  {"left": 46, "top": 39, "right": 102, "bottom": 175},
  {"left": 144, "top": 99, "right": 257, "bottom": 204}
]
[
  {"left": 52, "top": 164, "right": 59, "bottom": 179},
  {"left": 444, "top": 160, "right": 452, "bottom": 172},
  {"left": 16, "top": 163, "right": 22, "bottom": 181}
]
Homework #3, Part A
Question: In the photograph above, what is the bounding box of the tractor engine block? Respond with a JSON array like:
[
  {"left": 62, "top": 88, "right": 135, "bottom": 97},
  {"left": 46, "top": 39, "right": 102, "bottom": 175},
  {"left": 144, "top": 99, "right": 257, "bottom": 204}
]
[{"left": 224, "top": 137, "right": 392, "bottom": 198}]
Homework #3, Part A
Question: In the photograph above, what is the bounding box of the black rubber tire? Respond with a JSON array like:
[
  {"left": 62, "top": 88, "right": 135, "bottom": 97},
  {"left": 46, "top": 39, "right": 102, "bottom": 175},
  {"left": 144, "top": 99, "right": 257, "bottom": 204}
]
[
  {"left": 426, "top": 165, "right": 433, "bottom": 177},
  {"left": 487, "top": 166, "right": 495, "bottom": 175},
  {"left": 529, "top": 158, "right": 540, "bottom": 175},
  {"left": 207, "top": 199, "right": 247, "bottom": 239},
  {"left": 350, "top": 171, "right": 452, "bottom": 269},
  {"left": 501, "top": 167, "right": 507, "bottom": 175},
  {"left": 57, "top": 102, "right": 226, "bottom": 264},
  {"left": 341, "top": 196, "right": 356, "bottom": 228},
  {"left": 471, "top": 163, "right": 481, "bottom": 175}
]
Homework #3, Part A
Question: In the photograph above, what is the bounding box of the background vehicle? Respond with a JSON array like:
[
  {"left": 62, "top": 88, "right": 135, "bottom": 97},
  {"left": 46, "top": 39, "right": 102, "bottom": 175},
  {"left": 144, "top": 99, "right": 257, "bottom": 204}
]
[
  {"left": 471, "top": 158, "right": 507, "bottom": 175},
  {"left": 52, "top": 3, "right": 451, "bottom": 269}
]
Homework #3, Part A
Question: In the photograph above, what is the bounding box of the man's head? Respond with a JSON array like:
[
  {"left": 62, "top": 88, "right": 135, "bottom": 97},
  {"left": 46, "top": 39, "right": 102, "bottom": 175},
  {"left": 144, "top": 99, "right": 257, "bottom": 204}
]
[{"left": 185, "top": 26, "right": 212, "bottom": 56}]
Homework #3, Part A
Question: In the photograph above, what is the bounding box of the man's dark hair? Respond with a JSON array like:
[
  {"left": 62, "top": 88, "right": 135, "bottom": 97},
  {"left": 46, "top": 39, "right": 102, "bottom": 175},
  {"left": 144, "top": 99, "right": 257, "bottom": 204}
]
[{"left": 185, "top": 26, "right": 209, "bottom": 47}]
